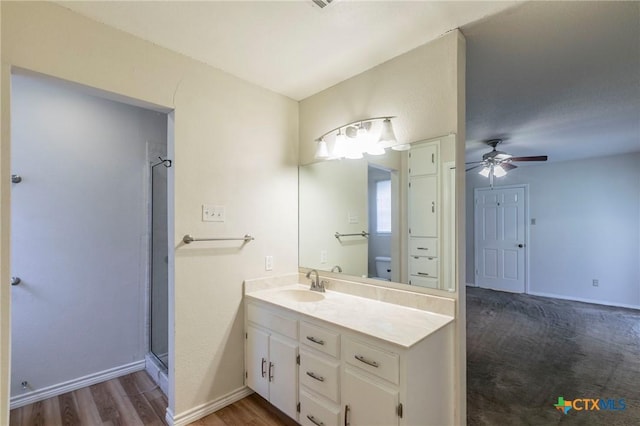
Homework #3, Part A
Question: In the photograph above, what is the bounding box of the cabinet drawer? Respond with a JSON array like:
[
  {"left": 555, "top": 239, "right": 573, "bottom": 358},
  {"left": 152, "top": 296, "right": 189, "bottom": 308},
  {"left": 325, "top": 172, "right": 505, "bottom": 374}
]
[
  {"left": 409, "top": 237, "right": 438, "bottom": 256},
  {"left": 300, "top": 350, "right": 340, "bottom": 403},
  {"left": 343, "top": 339, "right": 399, "bottom": 385},
  {"left": 409, "top": 275, "right": 439, "bottom": 289},
  {"left": 409, "top": 256, "right": 438, "bottom": 278},
  {"left": 300, "top": 389, "right": 340, "bottom": 426},
  {"left": 300, "top": 321, "right": 340, "bottom": 358},
  {"left": 247, "top": 304, "right": 297, "bottom": 340}
]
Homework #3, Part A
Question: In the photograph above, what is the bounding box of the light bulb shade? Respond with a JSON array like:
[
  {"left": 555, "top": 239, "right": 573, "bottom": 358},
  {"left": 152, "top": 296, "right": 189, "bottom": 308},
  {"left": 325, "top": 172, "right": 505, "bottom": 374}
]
[
  {"left": 344, "top": 135, "right": 364, "bottom": 159},
  {"left": 315, "top": 138, "right": 329, "bottom": 159},
  {"left": 332, "top": 131, "right": 347, "bottom": 159},
  {"left": 378, "top": 118, "right": 397, "bottom": 144},
  {"left": 478, "top": 166, "right": 491, "bottom": 177},
  {"left": 391, "top": 143, "right": 411, "bottom": 151},
  {"left": 366, "top": 144, "right": 385, "bottom": 156},
  {"left": 493, "top": 164, "right": 507, "bottom": 177}
]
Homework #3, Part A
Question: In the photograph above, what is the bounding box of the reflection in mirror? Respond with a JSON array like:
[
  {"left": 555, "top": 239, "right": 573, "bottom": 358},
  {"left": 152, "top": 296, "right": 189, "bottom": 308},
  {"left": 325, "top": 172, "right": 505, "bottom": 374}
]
[{"left": 299, "top": 134, "right": 457, "bottom": 294}]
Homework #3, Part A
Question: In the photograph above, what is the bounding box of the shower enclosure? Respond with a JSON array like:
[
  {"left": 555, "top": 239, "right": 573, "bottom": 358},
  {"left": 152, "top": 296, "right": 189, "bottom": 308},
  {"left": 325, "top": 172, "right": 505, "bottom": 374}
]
[{"left": 150, "top": 157, "right": 171, "bottom": 368}]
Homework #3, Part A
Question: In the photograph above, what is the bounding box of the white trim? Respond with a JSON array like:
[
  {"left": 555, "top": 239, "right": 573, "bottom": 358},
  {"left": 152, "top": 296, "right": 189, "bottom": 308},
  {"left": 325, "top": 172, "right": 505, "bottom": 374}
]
[
  {"left": 528, "top": 291, "right": 640, "bottom": 311},
  {"left": 466, "top": 282, "right": 477, "bottom": 287},
  {"left": 9, "top": 360, "right": 145, "bottom": 409},
  {"left": 166, "top": 386, "right": 254, "bottom": 426}
]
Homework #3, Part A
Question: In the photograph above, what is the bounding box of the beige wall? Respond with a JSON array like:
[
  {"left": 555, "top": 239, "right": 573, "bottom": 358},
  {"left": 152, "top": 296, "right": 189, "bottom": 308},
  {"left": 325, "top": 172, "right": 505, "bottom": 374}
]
[
  {"left": 0, "top": 1, "right": 298, "bottom": 422},
  {"left": 299, "top": 31, "right": 461, "bottom": 165},
  {"left": 298, "top": 30, "right": 466, "bottom": 424}
]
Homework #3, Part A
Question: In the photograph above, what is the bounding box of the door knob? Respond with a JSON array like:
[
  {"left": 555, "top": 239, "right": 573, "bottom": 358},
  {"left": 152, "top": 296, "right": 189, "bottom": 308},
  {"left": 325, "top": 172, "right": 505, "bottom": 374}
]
[
  {"left": 11, "top": 277, "right": 21, "bottom": 286},
  {"left": 518, "top": 244, "right": 524, "bottom": 248},
  {"left": 11, "top": 175, "right": 22, "bottom": 184}
]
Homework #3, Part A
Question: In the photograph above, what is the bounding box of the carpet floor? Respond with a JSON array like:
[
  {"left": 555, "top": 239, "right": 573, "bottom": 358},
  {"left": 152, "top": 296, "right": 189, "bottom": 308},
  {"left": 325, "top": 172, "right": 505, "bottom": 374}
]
[{"left": 467, "top": 287, "right": 640, "bottom": 425}]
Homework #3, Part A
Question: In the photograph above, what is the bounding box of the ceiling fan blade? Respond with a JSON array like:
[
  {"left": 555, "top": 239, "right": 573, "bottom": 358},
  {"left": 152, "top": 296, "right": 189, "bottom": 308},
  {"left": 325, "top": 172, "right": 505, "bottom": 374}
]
[
  {"left": 501, "top": 163, "right": 518, "bottom": 171},
  {"left": 510, "top": 155, "right": 548, "bottom": 162},
  {"left": 466, "top": 164, "right": 484, "bottom": 172},
  {"left": 465, "top": 160, "right": 484, "bottom": 165}
]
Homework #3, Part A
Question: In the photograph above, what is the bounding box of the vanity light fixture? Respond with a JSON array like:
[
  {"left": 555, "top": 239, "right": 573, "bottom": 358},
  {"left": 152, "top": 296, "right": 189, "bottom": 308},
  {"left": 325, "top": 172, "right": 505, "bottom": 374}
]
[{"left": 314, "top": 116, "right": 401, "bottom": 160}]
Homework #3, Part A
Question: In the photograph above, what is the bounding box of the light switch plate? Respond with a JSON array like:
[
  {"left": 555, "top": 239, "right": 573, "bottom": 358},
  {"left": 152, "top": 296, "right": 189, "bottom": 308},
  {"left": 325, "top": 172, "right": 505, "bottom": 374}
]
[
  {"left": 320, "top": 250, "right": 328, "bottom": 264},
  {"left": 202, "top": 204, "right": 225, "bottom": 222},
  {"left": 265, "top": 256, "right": 273, "bottom": 271}
]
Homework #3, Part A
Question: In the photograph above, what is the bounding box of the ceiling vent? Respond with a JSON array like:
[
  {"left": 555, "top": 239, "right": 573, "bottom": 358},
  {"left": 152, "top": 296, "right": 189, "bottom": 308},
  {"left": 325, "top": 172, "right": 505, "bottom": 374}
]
[{"left": 311, "top": 0, "right": 335, "bottom": 9}]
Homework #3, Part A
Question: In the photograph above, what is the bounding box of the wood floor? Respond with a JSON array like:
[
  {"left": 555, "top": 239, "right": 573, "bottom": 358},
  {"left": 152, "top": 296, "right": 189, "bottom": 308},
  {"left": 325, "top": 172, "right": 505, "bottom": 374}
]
[{"left": 9, "top": 371, "right": 296, "bottom": 426}]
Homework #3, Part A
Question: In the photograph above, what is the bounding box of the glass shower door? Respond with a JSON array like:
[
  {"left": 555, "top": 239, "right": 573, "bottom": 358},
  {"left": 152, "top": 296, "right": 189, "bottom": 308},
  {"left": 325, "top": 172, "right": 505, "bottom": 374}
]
[{"left": 150, "top": 160, "right": 169, "bottom": 368}]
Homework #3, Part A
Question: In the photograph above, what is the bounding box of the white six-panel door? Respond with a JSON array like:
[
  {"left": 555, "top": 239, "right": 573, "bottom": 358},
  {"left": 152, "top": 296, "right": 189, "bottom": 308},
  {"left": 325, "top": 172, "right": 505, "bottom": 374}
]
[{"left": 475, "top": 186, "right": 526, "bottom": 293}]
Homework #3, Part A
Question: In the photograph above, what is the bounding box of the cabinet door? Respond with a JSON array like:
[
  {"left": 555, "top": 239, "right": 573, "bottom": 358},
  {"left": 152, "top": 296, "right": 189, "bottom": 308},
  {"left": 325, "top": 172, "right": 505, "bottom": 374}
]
[
  {"left": 246, "top": 326, "right": 269, "bottom": 400},
  {"left": 343, "top": 368, "right": 399, "bottom": 426},
  {"left": 409, "top": 175, "right": 437, "bottom": 237},
  {"left": 409, "top": 143, "right": 437, "bottom": 176},
  {"left": 269, "top": 334, "right": 298, "bottom": 420}
]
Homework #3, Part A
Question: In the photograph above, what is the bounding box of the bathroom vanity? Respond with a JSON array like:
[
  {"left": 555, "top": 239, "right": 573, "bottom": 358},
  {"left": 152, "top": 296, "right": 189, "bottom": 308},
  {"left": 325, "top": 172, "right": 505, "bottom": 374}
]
[{"left": 244, "top": 274, "right": 455, "bottom": 426}]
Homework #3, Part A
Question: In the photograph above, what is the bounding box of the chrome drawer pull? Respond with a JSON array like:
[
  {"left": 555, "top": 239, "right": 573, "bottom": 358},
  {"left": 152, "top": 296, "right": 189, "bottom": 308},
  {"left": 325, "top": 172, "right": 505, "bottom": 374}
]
[
  {"left": 345, "top": 405, "right": 350, "bottom": 426},
  {"left": 354, "top": 354, "right": 379, "bottom": 368},
  {"left": 417, "top": 272, "right": 430, "bottom": 276},
  {"left": 306, "top": 371, "right": 325, "bottom": 382},
  {"left": 416, "top": 247, "right": 429, "bottom": 250},
  {"left": 268, "top": 362, "right": 274, "bottom": 382},
  {"left": 306, "top": 336, "right": 325, "bottom": 345},
  {"left": 261, "top": 358, "right": 266, "bottom": 378},
  {"left": 307, "top": 415, "right": 324, "bottom": 426}
]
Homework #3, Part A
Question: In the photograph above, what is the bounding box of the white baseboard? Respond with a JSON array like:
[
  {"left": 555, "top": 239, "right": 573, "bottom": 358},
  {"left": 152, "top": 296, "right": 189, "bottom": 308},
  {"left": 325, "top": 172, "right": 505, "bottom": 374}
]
[
  {"left": 527, "top": 291, "right": 640, "bottom": 310},
  {"left": 466, "top": 282, "right": 477, "bottom": 287},
  {"left": 167, "top": 386, "right": 254, "bottom": 426},
  {"left": 10, "top": 360, "right": 145, "bottom": 409}
]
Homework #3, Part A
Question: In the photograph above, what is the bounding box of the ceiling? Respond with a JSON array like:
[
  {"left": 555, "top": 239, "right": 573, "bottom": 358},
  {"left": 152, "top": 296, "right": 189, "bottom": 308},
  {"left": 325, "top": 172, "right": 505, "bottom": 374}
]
[
  {"left": 58, "top": 1, "right": 639, "bottom": 163},
  {"left": 463, "top": 1, "right": 640, "bottom": 163},
  {"left": 58, "top": 0, "right": 518, "bottom": 101}
]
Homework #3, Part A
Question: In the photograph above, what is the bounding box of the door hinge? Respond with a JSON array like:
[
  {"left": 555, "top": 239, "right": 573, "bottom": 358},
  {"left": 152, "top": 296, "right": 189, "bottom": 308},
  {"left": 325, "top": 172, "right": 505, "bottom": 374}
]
[
  {"left": 297, "top": 402, "right": 301, "bottom": 413},
  {"left": 397, "top": 403, "right": 403, "bottom": 418},
  {"left": 245, "top": 332, "right": 248, "bottom": 339},
  {"left": 475, "top": 268, "right": 478, "bottom": 275},
  {"left": 431, "top": 153, "right": 435, "bottom": 163},
  {"left": 245, "top": 371, "right": 248, "bottom": 379},
  {"left": 409, "top": 227, "right": 412, "bottom": 234},
  {"left": 296, "top": 354, "right": 300, "bottom": 365},
  {"left": 409, "top": 182, "right": 411, "bottom": 188}
]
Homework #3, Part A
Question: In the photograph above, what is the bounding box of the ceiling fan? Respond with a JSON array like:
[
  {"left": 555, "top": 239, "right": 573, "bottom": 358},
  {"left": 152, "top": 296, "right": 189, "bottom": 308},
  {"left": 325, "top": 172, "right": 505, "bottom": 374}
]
[{"left": 466, "top": 139, "right": 548, "bottom": 186}]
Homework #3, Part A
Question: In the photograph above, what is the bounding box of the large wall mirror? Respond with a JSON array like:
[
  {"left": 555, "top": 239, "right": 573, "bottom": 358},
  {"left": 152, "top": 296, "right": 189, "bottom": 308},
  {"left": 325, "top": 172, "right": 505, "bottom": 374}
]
[{"left": 299, "top": 134, "right": 457, "bottom": 294}]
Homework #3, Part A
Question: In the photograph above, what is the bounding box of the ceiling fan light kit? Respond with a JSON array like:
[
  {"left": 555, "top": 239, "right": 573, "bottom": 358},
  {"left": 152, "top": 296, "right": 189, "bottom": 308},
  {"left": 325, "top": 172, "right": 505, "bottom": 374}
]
[{"left": 467, "top": 138, "right": 548, "bottom": 187}]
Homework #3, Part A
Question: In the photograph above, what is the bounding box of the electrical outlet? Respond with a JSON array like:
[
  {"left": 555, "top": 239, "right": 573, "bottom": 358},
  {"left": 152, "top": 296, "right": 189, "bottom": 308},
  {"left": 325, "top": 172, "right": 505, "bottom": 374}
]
[
  {"left": 592, "top": 279, "right": 599, "bottom": 287},
  {"left": 320, "top": 250, "right": 328, "bottom": 264},
  {"left": 265, "top": 256, "right": 273, "bottom": 271},
  {"left": 202, "top": 204, "right": 225, "bottom": 222},
  {"left": 348, "top": 212, "right": 359, "bottom": 224}
]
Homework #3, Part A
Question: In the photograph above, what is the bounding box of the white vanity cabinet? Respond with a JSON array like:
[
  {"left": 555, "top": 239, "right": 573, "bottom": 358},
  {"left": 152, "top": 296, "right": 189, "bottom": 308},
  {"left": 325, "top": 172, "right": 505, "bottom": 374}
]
[
  {"left": 245, "top": 304, "right": 299, "bottom": 420},
  {"left": 245, "top": 289, "right": 454, "bottom": 426},
  {"left": 298, "top": 321, "right": 341, "bottom": 426}
]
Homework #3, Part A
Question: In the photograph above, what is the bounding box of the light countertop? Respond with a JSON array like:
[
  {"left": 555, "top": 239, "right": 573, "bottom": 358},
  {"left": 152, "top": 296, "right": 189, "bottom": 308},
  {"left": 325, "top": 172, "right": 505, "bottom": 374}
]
[{"left": 245, "top": 283, "right": 454, "bottom": 348}]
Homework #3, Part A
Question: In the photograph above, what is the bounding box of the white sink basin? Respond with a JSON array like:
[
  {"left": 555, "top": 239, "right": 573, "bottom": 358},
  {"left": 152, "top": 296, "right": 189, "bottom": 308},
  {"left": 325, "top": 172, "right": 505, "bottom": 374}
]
[{"left": 277, "top": 289, "right": 325, "bottom": 303}]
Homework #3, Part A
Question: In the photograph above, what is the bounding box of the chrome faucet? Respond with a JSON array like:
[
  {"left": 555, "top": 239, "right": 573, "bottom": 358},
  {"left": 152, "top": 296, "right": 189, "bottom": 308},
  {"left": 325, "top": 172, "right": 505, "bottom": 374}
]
[
  {"left": 331, "top": 265, "right": 342, "bottom": 273},
  {"left": 305, "top": 269, "right": 326, "bottom": 292}
]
